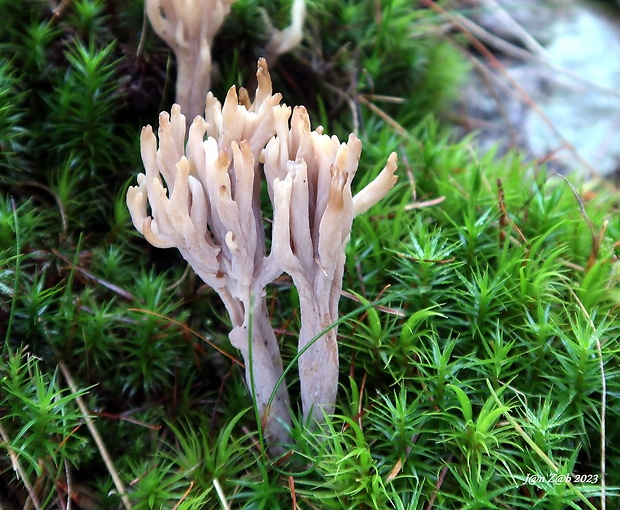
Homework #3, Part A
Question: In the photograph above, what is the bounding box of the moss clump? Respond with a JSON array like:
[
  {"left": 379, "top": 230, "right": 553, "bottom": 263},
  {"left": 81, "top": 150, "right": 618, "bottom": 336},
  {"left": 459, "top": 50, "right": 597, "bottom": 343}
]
[{"left": 1, "top": 1, "right": 617, "bottom": 509}]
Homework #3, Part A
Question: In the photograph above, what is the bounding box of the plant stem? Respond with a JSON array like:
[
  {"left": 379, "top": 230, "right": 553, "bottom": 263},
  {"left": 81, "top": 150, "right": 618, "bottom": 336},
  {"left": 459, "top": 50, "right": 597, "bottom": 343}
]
[{"left": 58, "top": 362, "right": 132, "bottom": 510}]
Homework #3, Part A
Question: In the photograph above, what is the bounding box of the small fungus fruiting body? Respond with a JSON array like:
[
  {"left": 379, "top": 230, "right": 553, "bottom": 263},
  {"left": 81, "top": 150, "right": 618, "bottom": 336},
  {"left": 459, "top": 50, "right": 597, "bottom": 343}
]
[
  {"left": 267, "top": 107, "right": 398, "bottom": 421},
  {"left": 146, "top": 0, "right": 306, "bottom": 121},
  {"left": 146, "top": 0, "right": 235, "bottom": 120}
]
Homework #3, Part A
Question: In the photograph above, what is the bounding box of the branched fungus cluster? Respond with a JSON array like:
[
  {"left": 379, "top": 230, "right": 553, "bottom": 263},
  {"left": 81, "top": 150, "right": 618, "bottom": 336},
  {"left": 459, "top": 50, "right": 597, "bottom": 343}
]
[{"left": 127, "top": 60, "right": 397, "bottom": 451}]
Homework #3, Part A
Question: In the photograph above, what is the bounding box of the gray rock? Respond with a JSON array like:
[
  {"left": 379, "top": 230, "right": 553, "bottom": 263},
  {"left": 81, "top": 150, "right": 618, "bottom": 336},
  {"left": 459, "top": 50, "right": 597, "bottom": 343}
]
[{"left": 457, "top": 0, "right": 620, "bottom": 178}]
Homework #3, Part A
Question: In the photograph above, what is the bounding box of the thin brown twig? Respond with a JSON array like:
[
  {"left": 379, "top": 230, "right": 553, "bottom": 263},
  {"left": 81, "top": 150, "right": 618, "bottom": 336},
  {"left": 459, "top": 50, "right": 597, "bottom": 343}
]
[
  {"left": 477, "top": 0, "right": 548, "bottom": 56},
  {"left": 136, "top": 0, "right": 148, "bottom": 58},
  {"left": 171, "top": 481, "right": 194, "bottom": 510},
  {"left": 399, "top": 149, "right": 417, "bottom": 202},
  {"left": 323, "top": 82, "right": 360, "bottom": 135},
  {"left": 497, "top": 178, "right": 528, "bottom": 246},
  {"left": 288, "top": 476, "right": 298, "bottom": 510},
  {"left": 0, "top": 424, "right": 42, "bottom": 510},
  {"left": 458, "top": 5, "right": 620, "bottom": 99},
  {"left": 357, "top": 94, "right": 410, "bottom": 139},
  {"left": 358, "top": 371, "right": 367, "bottom": 431},
  {"left": 64, "top": 459, "right": 72, "bottom": 510},
  {"left": 341, "top": 288, "right": 406, "bottom": 317},
  {"left": 92, "top": 411, "right": 162, "bottom": 430},
  {"left": 353, "top": 259, "right": 367, "bottom": 298},
  {"left": 28, "top": 473, "right": 46, "bottom": 510},
  {"left": 568, "top": 289, "right": 607, "bottom": 509},
  {"left": 51, "top": 0, "right": 72, "bottom": 18},
  {"left": 551, "top": 174, "right": 608, "bottom": 273},
  {"left": 404, "top": 196, "right": 446, "bottom": 210},
  {"left": 362, "top": 93, "right": 406, "bottom": 104},
  {"left": 53, "top": 249, "right": 134, "bottom": 301},
  {"left": 58, "top": 362, "right": 132, "bottom": 510},
  {"left": 425, "top": 455, "right": 452, "bottom": 510},
  {"left": 385, "top": 458, "right": 403, "bottom": 483},
  {"left": 128, "top": 308, "right": 244, "bottom": 367},
  {"left": 17, "top": 181, "right": 68, "bottom": 238}
]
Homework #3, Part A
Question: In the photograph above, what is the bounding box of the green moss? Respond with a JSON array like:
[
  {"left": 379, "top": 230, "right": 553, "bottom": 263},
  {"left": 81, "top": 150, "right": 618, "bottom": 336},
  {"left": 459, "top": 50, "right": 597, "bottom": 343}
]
[{"left": 0, "top": 1, "right": 617, "bottom": 508}]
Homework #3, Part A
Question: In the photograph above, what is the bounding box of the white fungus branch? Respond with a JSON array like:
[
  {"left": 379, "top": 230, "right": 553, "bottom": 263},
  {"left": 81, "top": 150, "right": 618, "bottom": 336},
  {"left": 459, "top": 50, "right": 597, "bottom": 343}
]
[
  {"left": 263, "top": 0, "right": 306, "bottom": 64},
  {"left": 266, "top": 106, "right": 398, "bottom": 423},
  {"left": 127, "top": 60, "right": 291, "bottom": 450}
]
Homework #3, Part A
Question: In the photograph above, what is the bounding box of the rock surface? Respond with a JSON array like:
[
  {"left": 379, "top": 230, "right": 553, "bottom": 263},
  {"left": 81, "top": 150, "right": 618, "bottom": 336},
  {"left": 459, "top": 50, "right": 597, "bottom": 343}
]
[{"left": 457, "top": 0, "right": 620, "bottom": 179}]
